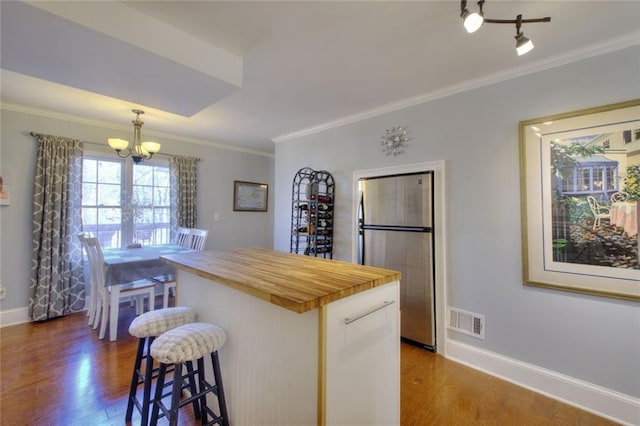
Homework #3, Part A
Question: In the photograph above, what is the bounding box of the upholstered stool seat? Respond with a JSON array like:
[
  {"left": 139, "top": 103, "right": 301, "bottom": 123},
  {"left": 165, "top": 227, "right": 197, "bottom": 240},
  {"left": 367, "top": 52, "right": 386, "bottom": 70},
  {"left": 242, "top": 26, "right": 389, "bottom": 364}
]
[
  {"left": 150, "top": 322, "right": 229, "bottom": 426},
  {"left": 128, "top": 306, "right": 197, "bottom": 339},
  {"left": 125, "top": 307, "right": 197, "bottom": 426}
]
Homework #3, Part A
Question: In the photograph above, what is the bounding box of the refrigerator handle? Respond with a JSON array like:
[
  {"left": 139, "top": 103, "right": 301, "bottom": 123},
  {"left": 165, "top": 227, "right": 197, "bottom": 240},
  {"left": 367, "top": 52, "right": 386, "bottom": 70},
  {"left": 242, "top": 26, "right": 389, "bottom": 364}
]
[
  {"left": 357, "top": 191, "right": 365, "bottom": 265},
  {"left": 357, "top": 190, "right": 364, "bottom": 226}
]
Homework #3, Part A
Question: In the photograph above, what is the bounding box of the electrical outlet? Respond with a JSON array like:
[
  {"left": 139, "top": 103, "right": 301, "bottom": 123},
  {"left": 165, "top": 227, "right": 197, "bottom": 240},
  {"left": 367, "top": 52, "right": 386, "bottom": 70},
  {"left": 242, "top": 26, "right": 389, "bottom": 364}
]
[{"left": 0, "top": 286, "right": 6, "bottom": 300}]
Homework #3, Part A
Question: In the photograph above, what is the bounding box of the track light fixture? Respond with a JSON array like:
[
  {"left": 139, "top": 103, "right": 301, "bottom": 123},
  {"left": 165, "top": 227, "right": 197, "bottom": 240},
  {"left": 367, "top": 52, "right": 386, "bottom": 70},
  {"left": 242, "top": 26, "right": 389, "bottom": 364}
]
[{"left": 460, "top": 0, "right": 550, "bottom": 56}]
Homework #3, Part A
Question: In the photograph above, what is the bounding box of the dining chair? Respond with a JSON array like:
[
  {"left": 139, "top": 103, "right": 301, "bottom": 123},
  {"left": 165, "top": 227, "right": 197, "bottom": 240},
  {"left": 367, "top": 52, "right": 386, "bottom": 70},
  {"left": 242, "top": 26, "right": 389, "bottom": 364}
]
[
  {"left": 84, "top": 237, "right": 156, "bottom": 341},
  {"left": 78, "top": 233, "right": 97, "bottom": 326},
  {"left": 175, "top": 226, "right": 192, "bottom": 248},
  {"left": 189, "top": 228, "right": 209, "bottom": 251},
  {"left": 153, "top": 228, "right": 209, "bottom": 308},
  {"left": 153, "top": 226, "right": 191, "bottom": 308},
  {"left": 587, "top": 196, "right": 611, "bottom": 231}
]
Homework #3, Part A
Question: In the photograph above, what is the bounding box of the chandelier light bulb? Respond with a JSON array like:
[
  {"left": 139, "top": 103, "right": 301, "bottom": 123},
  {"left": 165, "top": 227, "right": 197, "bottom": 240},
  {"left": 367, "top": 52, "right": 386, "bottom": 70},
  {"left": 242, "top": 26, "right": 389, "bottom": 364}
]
[
  {"left": 141, "top": 141, "right": 161, "bottom": 154},
  {"left": 108, "top": 138, "right": 129, "bottom": 151}
]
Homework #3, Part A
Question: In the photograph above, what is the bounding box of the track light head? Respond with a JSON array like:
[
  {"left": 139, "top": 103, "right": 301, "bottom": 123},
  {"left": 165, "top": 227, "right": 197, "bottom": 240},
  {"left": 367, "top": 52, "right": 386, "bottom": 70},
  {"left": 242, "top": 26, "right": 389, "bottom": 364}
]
[
  {"left": 515, "top": 32, "right": 534, "bottom": 56},
  {"left": 463, "top": 10, "right": 484, "bottom": 33},
  {"left": 460, "top": 0, "right": 484, "bottom": 33},
  {"left": 514, "top": 14, "right": 534, "bottom": 56}
]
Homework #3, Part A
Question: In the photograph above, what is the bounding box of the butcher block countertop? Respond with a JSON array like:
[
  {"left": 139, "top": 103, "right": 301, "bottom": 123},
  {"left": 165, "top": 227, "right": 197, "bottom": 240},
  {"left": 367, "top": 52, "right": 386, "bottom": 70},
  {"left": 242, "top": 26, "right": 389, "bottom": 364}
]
[{"left": 161, "top": 247, "right": 400, "bottom": 313}]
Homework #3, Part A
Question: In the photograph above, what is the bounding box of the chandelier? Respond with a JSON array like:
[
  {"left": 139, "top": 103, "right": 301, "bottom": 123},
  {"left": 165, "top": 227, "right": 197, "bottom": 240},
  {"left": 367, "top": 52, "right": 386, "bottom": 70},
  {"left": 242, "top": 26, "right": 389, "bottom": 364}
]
[
  {"left": 108, "top": 109, "right": 161, "bottom": 163},
  {"left": 460, "top": 0, "right": 551, "bottom": 56}
]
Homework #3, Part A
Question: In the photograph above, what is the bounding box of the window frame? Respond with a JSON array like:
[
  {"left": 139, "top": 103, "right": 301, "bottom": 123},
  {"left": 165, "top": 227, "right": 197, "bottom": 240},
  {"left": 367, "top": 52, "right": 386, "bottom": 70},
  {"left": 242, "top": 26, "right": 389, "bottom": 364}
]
[{"left": 81, "top": 152, "right": 170, "bottom": 248}]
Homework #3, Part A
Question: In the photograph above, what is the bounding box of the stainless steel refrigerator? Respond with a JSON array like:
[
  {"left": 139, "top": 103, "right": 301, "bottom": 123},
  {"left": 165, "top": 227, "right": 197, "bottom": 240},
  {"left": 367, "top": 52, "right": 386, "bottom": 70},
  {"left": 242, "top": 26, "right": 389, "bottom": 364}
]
[{"left": 357, "top": 172, "right": 435, "bottom": 350}]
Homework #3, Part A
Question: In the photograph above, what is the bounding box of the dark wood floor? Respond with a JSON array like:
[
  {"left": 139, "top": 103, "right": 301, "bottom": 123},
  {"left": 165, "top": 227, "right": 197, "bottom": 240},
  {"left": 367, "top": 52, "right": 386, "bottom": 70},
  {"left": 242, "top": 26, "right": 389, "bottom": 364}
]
[{"left": 1, "top": 300, "right": 616, "bottom": 425}]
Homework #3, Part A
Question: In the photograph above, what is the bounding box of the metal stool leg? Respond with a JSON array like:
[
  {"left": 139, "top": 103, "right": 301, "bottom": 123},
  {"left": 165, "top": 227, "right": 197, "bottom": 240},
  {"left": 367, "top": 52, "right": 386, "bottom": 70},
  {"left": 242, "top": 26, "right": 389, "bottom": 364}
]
[
  {"left": 150, "top": 363, "right": 167, "bottom": 426},
  {"left": 211, "top": 352, "right": 229, "bottom": 426},
  {"left": 126, "top": 337, "right": 145, "bottom": 421},
  {"left": 140, "top": 337, "right": 155, "bottom": 426},
  {"left": 197, "top": 357, "right": 208, "bottom": 424},
  {"left": 168, "top": 362, "right": 183, "bottom": 426},
  {"left": 185, "top": 360, "right": 201, "bottom": 419},
  {"left": 125, "top": 336, "right": 156, "bottom": 425}
]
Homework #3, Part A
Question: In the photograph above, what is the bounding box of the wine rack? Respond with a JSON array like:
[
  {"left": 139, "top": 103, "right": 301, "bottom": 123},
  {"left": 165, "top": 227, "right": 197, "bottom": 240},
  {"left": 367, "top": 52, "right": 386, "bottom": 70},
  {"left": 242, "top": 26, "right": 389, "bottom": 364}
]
[{"left": 290, "top": 167, "right": 335, "bottom": 259}]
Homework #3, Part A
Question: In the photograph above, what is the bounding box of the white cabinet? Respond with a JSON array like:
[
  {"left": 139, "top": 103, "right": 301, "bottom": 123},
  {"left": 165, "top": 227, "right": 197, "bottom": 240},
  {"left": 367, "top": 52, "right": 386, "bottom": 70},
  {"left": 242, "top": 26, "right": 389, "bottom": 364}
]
[{"left": 324, "top": 281, "right": 400, "bottom": 425}]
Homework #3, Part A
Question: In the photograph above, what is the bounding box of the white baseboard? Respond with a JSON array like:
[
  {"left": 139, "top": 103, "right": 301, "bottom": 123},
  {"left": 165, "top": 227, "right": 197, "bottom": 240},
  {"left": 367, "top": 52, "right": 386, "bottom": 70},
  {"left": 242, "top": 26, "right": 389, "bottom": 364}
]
[
  {"left": 0, "top": 306, "right": 30, "bottom": 327},
  {"left": 445, "top": 339, "right": 640, "bottom": 426}
]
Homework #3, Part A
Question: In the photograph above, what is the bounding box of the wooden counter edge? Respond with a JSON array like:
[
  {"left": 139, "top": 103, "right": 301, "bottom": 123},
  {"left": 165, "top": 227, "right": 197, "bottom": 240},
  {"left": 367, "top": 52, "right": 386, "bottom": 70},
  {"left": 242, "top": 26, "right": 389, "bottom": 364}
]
[{"left": 161, "top": 256, "right": 400, "bottom": 314}]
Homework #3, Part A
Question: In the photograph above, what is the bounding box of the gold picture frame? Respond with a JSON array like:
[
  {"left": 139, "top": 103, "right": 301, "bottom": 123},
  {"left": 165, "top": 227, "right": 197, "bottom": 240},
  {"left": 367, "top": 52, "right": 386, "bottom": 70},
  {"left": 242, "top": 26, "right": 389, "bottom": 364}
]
[
  {"left": 519, "top": 99, "right": 640, "bottom": 301},
  {"left": 233, "top": 180, "right": 268, "bottom": 212}
]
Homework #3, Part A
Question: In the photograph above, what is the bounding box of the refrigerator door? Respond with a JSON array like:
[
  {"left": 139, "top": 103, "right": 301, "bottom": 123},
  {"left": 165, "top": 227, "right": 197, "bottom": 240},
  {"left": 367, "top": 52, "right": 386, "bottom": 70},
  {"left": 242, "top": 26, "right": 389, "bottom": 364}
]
[
  {"left": 360, "top": 173, "right": 432, "bottom": 228},
  {"left": 362, "top": 228, "right": 435, "bottom": 347}
]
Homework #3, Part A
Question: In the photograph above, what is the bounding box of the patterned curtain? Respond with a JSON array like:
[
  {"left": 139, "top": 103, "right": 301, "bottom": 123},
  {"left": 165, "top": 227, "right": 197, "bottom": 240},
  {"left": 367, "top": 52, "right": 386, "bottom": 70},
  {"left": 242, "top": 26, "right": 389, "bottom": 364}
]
[
  {"left": 169, "top": 155, "right": 199, "bottom": 235},
  {"left": 29, "top": 133, "right": 84, "bottom": 321}
]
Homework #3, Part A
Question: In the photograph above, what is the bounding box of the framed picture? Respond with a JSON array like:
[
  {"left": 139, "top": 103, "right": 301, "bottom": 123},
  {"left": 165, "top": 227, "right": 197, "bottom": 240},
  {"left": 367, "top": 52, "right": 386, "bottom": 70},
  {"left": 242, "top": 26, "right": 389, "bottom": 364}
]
[
  {"left": 520, "top": 99, "right": 640, "bottom": 301},
  {"left": 0, "top": 176, "right": 9, "bottom": 206},
  {"left": 233, "top": 180, "right": 268, "bottom": 212}
]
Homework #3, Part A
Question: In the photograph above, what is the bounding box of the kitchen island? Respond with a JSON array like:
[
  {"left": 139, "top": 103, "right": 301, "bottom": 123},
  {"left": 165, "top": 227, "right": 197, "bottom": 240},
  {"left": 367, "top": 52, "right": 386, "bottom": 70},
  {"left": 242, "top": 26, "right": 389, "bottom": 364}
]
[{"left": 161, "top": 247, "right": 401, "bottom": 426}]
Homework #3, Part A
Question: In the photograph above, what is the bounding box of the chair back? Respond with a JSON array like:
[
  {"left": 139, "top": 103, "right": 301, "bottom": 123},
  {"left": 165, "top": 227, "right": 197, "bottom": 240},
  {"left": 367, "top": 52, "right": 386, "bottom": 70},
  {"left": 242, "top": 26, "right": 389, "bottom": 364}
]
[
  {"left": 611, "top": 192, "right": 628, "bottom": 202},
  {"left": 175, "top": 226, "right": 192, "bottom": 248},
  {"left": 189, "top": 228, "right": 209, "bottom": 251},
  {"left": 84, "top": 237, "right": 108, "bottom": 298},
  {"left": 78, "top": 233, "right": 88, "bottom": 253},
  {"left": 587, "top": 196, "right": 600, "bottom": 214},
  {"left": 78, "top": 233, "right": 91, "bottom": 279}
]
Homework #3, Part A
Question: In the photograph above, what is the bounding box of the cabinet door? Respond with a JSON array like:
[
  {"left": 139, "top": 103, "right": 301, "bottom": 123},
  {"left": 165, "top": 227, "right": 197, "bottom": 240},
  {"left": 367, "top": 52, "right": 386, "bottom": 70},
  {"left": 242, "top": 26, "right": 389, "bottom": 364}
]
[{"left": 323, "top": 281, "right": 400, "bottom": 425}]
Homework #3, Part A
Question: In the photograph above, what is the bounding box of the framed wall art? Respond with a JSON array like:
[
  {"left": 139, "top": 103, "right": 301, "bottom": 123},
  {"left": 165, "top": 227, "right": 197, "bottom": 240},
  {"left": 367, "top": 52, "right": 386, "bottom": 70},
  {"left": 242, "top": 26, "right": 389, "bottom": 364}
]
[
  {"left": 519, "top": 99, "right": 640, "bottom": 300},
  {"left": 0, "top": 176, "right": 10, "bottom": 206},
  {"left": 233, "top": 180, "right": 268, "bottom": 212}
]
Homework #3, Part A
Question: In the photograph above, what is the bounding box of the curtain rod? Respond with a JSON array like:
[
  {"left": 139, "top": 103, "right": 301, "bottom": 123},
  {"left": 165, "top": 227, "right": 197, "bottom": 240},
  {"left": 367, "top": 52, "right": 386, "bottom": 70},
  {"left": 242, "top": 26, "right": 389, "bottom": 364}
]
[{"left": 30, "top": 132, "right": 200, "bottom": 161}]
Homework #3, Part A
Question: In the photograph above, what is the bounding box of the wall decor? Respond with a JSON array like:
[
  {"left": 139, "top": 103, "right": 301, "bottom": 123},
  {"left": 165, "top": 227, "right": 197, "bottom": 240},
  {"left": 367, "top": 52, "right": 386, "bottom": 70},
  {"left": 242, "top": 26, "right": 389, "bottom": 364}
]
[
  {"left": 520, "top": 99, "right": 640, "bottom": 300},
  {"left": 0, "top": 176, "right": 10, "bottom": 206},
  {"left": 381, "top": 126, "right": 408, "bottom": 156},
  {"left": 233, "top": 180, "right": 268, "bottom": 212}
]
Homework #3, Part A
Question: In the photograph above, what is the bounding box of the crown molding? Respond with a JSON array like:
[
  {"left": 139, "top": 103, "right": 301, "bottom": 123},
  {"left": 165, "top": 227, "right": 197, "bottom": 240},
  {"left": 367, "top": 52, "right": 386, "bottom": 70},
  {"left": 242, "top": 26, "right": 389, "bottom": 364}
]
[
  {"left": 0, "top": 102, "right": 274, "bottom": 158},
  {"left": 272, "top": 31, "right": 640, "bottom": 144}
]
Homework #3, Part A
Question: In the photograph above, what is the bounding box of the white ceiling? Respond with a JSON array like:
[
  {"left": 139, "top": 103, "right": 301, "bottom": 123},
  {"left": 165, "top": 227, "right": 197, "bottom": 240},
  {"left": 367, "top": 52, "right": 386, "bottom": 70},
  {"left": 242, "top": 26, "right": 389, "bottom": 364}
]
[{"left": 1, "top": 1, "right": 639, "bottom": 155}]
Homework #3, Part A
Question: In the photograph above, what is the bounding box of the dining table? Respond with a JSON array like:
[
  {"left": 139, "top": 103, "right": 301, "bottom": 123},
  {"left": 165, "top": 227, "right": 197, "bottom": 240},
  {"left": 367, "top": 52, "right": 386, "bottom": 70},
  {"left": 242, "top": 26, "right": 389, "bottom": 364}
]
[
  {"left": 610, "top": 201, "right": 639, "bottom": 237},
  {"left": 102, "top": 244, "right": 195, "bottom": 285}
]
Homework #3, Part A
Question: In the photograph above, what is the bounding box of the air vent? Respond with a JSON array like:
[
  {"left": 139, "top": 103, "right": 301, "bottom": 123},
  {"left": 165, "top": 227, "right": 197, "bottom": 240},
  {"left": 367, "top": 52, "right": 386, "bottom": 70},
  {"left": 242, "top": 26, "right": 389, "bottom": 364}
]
[{"left": 447, "top": 307, "right": 485, "bottom": 339}]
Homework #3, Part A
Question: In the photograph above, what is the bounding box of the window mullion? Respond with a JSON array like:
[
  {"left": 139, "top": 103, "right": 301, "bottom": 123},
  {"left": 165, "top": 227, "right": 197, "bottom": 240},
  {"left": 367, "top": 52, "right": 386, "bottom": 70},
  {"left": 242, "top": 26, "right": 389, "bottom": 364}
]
[{"left": 122, "top": 160, "right": 134, "bottom": 246}]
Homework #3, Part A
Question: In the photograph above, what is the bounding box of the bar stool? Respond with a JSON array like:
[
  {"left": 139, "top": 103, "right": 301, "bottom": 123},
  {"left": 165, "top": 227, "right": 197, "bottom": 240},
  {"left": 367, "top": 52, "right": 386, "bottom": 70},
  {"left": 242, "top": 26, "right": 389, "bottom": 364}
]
[
  {"left": 125, "top": 306, "right": 198, "bottom": 426},
  {"left": 150, "top": 322, "right": 229, "bottom": 426}
]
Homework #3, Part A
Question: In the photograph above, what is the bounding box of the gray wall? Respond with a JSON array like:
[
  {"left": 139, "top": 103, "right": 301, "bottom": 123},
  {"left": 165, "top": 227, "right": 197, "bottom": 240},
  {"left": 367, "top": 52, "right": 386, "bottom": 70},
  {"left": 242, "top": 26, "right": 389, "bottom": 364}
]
[
  {"left": 0, "top": 108, "right": 274, "bottom": 312},
  {"left": 273, "top": 45, "right": 640, "bottom": 398}
]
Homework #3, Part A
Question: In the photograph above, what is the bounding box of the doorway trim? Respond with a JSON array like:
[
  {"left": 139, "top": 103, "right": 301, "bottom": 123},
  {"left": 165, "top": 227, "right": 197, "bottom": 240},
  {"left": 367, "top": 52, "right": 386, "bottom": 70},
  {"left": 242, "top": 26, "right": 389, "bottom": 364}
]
[{"left": 352, "top": 161, "right": 447, "bottom": 355}]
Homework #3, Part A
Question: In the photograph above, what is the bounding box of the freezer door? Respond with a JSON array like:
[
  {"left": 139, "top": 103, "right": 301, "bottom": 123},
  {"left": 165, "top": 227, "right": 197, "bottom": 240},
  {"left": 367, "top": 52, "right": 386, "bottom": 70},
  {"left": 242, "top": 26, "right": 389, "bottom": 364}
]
[
  {"left": 360, "top": 173, "right": 432, "bottom": 228},
  {"left": 363, "top": 229, "right": 435, "bottom": 347}
]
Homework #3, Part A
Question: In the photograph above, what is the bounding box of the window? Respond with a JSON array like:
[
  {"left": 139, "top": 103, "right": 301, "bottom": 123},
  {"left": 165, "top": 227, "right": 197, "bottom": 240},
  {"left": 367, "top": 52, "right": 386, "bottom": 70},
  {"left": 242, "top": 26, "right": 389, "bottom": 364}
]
[
  {"left": 131, "top": 163, "right": 170, "bottom": 245},
  {"left": 81, "top": 155, "right": 170, "bottom": 248},
  {"left": 557, "top": 161, "right": 619, "bottom": 197}
]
